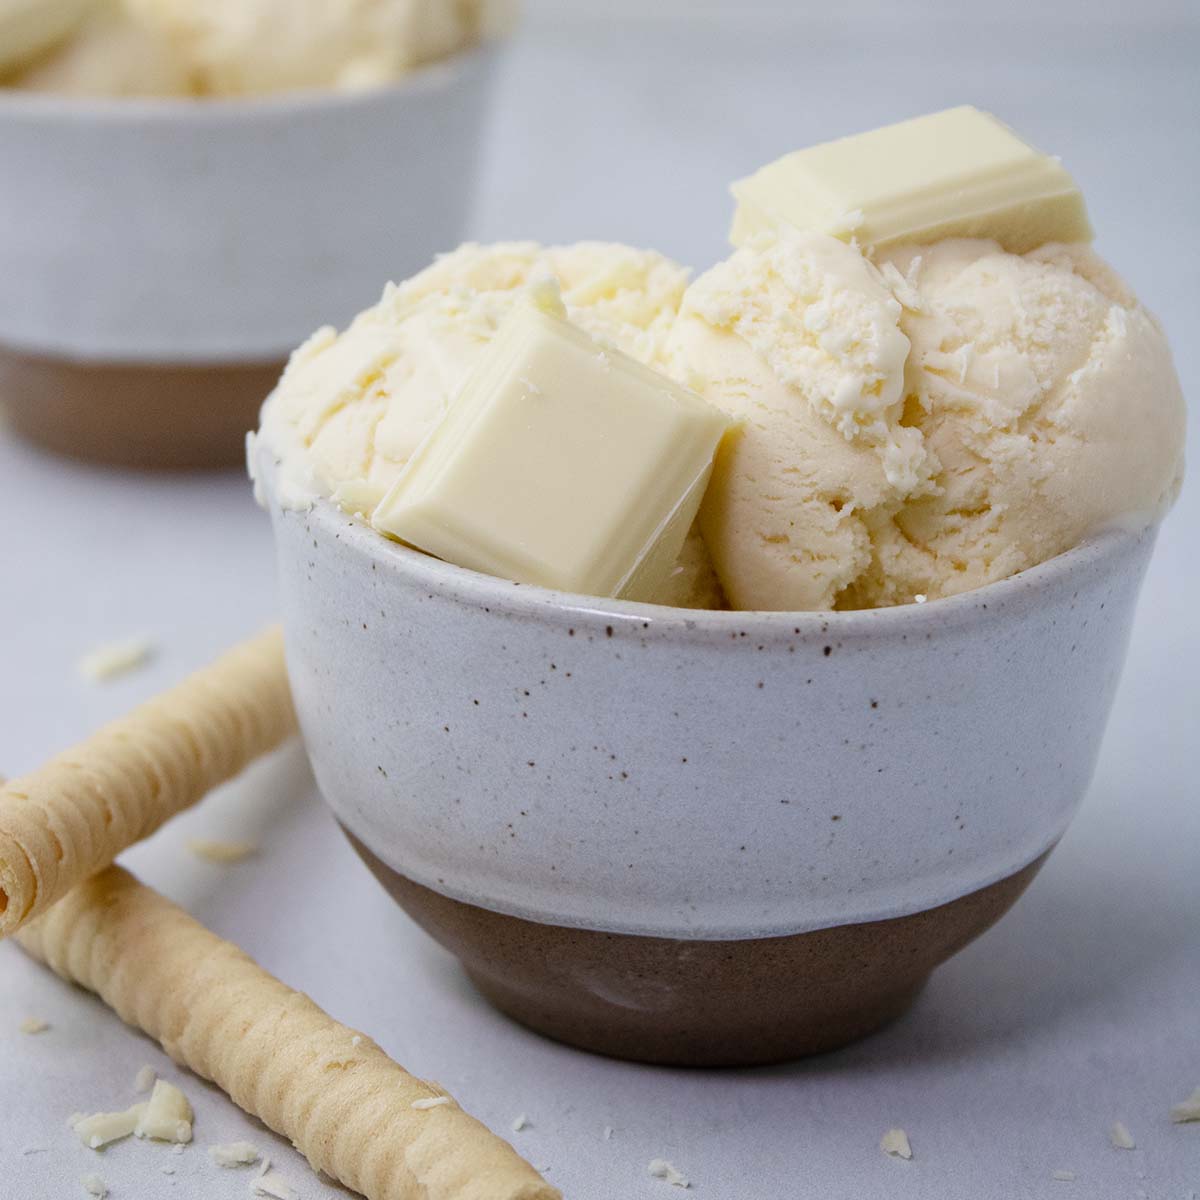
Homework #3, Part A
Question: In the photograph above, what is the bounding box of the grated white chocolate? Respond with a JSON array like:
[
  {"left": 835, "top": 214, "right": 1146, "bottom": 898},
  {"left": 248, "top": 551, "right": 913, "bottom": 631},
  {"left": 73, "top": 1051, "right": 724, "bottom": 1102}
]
[
  {"left": 78, "top": 637, "right": 155, "bottom": 683},
  {"left": 209, "top": 1141, "right": 261, "bottom": 1168},
  {"left": 74, "top": 1104, "right": 146, "bottom": 1150},
  {"left": 1170, "top": 1087, "right": 1200, "bottom": 1123},
  {"left": 648, "top": 1159, "right": 690, "bottom": 1188},
  {"left": 135, "top": 1079, "right": 193, "bottom": 1143},
  {"left": 880, "top": 1128, "right": 913, "bottom": 1160},
  {"left": 251, "top": 1169, "right": 297, "bottom": 1200},
  {"left": 1110, "top": 1121, "right": 1136, "bottom": 1150}
]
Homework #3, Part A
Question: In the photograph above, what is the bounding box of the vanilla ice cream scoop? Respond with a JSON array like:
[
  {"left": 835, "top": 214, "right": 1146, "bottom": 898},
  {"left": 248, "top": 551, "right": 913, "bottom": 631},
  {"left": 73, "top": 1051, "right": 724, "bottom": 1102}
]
[
  {"left": 125, "top": 0, "right": 484, "bottom": 96},
  {"left": 5, "top": 0, "right": 492, "bottom": 97},
  {"left": 0, "top": 0, "right": 96, "bottom": 76},
  {"left": 14, "top": 2, "right": 194, "bottom": 96},
  {"left": 841, "top": 239, "right": 1185, "bottom": 608},
  {"left": 667, "top": 232, "right": 1185, "bottom": 611},
  {"left": 665, "top": 232, "right": 931, "bottom": 611},
  {"left": 254, "top": 240, "right": 726, "bottom": 609}
]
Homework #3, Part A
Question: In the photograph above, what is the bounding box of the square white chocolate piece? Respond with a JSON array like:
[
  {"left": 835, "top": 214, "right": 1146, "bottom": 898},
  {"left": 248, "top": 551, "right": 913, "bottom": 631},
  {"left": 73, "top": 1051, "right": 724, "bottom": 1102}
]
[
  {"left": 372, "top": 304, "right": 729, "bottom": 600},
  {"left": 731, "top": 105, "right": 1093, "bottom": 254}
]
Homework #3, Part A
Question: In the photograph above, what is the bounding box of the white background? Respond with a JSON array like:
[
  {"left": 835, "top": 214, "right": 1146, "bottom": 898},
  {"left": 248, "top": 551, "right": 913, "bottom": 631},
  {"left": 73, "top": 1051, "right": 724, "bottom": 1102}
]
[{"left": 1, "top": 3, "right": 1198, "bottom": 1198}]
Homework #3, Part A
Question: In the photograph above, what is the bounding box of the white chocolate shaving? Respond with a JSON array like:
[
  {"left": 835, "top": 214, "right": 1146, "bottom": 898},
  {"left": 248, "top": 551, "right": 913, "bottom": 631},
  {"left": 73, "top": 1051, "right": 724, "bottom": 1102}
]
[
  {"left": 78, "top": 637, "right": 155, "bottom": 683},
  {"left": 648, "top": 1158, "right": 690, "bottom": 1188},
  {"left": 1170, "top": 1086, "right": 1200, "bottom": 1123},
  {"left": 880, "top": 1128, "right": 913, "bottom": 1160},
  {"left": 74, "top": 1104, "right": 146, "bottom": 1149},
  {"left": 1110, "top": 1121, "right": 1136, "bottom": 1150},
  {"left": 135, "top": 1079, "right": 193, "bottom": 1144},
  {"left": 209, "top": 1141, "right": 261, "bottom": 1168}
]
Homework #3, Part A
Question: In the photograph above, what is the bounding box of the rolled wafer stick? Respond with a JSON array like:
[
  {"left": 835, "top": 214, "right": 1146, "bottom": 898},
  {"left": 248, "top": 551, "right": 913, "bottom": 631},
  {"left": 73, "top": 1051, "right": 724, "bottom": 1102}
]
[
  {"left": 0, "top": 627, "right": 296, "bottom": 938},
  {"left": 17, "top": 867, "right": 558, "bottom": 1200}
]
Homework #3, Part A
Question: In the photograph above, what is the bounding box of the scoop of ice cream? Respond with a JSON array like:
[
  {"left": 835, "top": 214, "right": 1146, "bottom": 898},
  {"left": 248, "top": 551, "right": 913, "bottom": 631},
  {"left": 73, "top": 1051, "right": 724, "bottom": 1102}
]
[
  {"left": 841, "top": 239, "right": 1185, "bottom": 608},
  {"left": 254, "top": 241, "right": 725, "bottom": 608},
  {"left": 667, "top": 232, "right": 1185, "bottom": 611},
  {"left": 0, "top": 0, "right": 96, "bottom": 77},
  {"left": 126, "top": 0, "right": 482, "bottom": 96},
  {"left": 665, "top": 232, "right": 929, "bottom": 610},
  {"left": 12, "top": 2, "right": 193, "bottom": 96}
]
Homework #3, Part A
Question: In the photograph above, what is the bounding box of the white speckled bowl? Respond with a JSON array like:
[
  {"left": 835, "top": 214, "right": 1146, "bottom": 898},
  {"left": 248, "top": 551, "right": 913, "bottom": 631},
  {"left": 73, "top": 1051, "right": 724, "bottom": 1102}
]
[
  {"left": 0, "top": 44, "right": 499, "bottom": 467},
  {"left": 260, "top": 454, "right": 1159, "bottom": 1064}
]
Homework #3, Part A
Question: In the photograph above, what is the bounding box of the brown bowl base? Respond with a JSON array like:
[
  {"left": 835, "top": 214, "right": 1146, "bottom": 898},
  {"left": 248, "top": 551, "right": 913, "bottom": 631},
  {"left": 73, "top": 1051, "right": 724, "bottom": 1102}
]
[
  {"left": 0, "top": 346, "right": 284, "bottom": 470},
  {"left": 345, "top": 828, "right": 1048, "bottom": 1067}
]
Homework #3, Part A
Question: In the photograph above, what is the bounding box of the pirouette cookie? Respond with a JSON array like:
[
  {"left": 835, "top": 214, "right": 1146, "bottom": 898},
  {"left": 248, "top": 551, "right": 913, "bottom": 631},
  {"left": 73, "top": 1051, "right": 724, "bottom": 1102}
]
[
  {"left": 17, "top": 867, "right": 558, "bottom": 1200},
  {"left": 0, "top": 627, "right": 296, "bottom": 937}
]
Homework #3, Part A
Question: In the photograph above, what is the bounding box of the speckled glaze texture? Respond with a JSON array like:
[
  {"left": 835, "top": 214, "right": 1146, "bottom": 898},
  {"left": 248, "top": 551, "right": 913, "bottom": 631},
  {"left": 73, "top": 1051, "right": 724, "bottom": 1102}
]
[{"left": 261, "top": 455, "right": 1157, "bottom": 943}]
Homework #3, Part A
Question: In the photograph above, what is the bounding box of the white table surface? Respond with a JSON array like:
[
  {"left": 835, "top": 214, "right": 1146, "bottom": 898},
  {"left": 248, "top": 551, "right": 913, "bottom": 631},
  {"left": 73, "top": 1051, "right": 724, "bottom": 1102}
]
[{"left": 2, "top": 8, "right": 1197, "bottom": 1199}]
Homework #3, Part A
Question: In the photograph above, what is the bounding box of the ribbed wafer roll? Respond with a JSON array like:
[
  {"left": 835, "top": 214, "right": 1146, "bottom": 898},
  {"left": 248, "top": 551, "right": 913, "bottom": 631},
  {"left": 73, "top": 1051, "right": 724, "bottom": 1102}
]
[
  {"left": 17, "top": 867, "right": 558, "bottom": 1200},
  {"left": 0, "top": 627, "right": 296, "bottom": 938}
]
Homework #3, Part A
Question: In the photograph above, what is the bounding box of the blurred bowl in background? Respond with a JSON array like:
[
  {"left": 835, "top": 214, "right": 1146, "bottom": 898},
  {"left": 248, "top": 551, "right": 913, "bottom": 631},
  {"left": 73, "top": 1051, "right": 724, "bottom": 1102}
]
[{"left": 0, "top": 42, "right": 501, "bottom": 469}]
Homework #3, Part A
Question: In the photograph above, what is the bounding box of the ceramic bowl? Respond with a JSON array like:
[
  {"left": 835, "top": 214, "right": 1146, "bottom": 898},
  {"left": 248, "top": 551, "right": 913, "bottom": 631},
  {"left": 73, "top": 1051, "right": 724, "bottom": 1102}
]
[
  {"left": 0, "top": 45, "right": 499, "bottom": 468},
  {"left": 259, "top": 454, "right": 1158, "bottom": 1064}
]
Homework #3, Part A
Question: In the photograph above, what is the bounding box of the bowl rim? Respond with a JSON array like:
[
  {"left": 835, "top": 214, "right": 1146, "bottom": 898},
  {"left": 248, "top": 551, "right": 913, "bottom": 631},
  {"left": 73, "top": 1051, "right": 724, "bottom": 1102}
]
[
  {"left": 287, "top": 479, "right": 1159, "bottom": 639},
  {"left": 0, "top": 38, "right": 498, "bottom": 123}
]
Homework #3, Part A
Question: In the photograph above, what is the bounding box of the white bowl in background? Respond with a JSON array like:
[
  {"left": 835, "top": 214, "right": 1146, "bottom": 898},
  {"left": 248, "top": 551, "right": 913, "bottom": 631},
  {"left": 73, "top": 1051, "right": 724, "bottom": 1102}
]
[{"left": 0, "top": 44, "right": 501, "bottom": 466}]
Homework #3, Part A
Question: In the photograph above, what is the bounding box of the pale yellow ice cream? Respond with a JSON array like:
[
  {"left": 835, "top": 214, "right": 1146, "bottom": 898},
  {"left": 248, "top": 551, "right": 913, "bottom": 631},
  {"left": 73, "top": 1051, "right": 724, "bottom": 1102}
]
[
  {"left": 14, "top": 2, "right": 193, "bottom": 97},
  {"left": 0, "top": 0, "right": 95, "bottom": 77},
  {"left": 5, "top": 0, "right": 490, "bottom": 97},
  {"left": 666, "top": 232, "right": 1185, "bottom": 610},
  {"left": 254, "top": 241, "right": 725, "bottom": 609},
  {"left": 126, "top": 0, "right": 482, "bottom": 96}
]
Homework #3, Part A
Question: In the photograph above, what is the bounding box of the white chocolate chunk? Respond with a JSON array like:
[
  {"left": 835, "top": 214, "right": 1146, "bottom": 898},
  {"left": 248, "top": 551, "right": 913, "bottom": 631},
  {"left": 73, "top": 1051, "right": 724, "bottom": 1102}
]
[
  {"left": 731, "top": 106, "right": 1092, "bottom": 254},
  {"left": 373, "top": 302, "right": 729, "bottom": 601},
  {"left": 80, "top": 1173, "right": 108, "bottom": 1198},
  {"left": 410, "top": 1096, "right": 453, "bottom": 1110},
  {"left": 209, "top": 1141, "right": 261, "bottom": 1168},
  {"left": 648, "top": 1159, "right": 690, "bottom": 1188},
  {"left": 1110, "top": 1121, "right": 1136, "bottom": 1150},
  {"left": 78, "top": 637, "right": 155, "bottom": 683},
  {"left": 19, "top": 1016, "right": 49, "bottom": 1034},
  {"left": 74, "top": 1104, "right": 146, "bottom": 1149},
  {"left": 880, "top": 1127, "right": 913, "bottom": 1160},
  {"left": 1171, "top": 1086, "right": 1200, "bottom": 1123},
  {"left": 1051, "top": 1169, "right": 1076, "bottom": 1181},
  {"left": 511, "top": 1113, "right": 530, "bottom": 1132},
  {"left": 134, "top": 1064, "right": 157, "bottom": 1093},
  {"left": 135, "top": 1079, "right": 193, "bottom": 1143}
]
